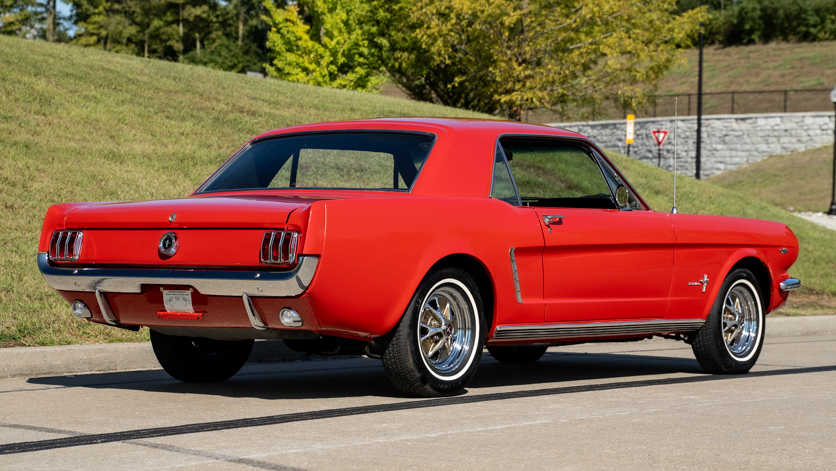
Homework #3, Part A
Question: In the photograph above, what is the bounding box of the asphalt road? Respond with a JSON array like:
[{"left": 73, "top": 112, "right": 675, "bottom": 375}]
[{"left": 1, "top": 334, "right": 834, "bottom": 470}]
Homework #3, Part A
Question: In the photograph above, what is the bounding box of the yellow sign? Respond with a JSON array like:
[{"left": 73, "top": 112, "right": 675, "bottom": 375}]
[{"left": 625, "top": 114, "right": 635, "bottom": 144}]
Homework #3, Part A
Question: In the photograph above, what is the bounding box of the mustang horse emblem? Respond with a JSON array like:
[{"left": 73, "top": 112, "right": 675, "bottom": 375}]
[{"left": 689, "top": 274, "right": 710, "bottom": 293}]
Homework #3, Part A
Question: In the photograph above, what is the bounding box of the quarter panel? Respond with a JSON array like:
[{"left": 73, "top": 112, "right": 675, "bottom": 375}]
[{"left": 306, "top": 197, "right": 545, "bottom": 337}]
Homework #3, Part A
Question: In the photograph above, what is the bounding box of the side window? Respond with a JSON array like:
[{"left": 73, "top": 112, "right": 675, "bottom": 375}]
[
  {"left": 490, "top": 145, "right": 520, "bottom": 205},
  {"left": 499, "top": 137, "right": 616, "bottom": 209}
]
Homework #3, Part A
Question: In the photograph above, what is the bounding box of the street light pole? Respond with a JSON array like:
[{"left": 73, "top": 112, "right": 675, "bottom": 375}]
[
  {"left": 695, "top": 0, "right": 704, "bottom": 180},
  {"left": 829, "top": 85, "right": 836, "bottom": 215}
]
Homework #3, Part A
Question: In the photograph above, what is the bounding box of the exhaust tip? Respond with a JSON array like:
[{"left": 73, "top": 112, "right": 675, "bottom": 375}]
[
  {"left": 279, "top": 308, "right": 303, "bottom": 327},
  {"left": 72, "top": 300, "right": 92, "bottom": 319}
]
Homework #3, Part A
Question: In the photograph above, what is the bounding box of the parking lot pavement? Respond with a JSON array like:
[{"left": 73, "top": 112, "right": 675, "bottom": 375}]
[{"left": 1, "top": 334, "right": 834, "bottom": 470}]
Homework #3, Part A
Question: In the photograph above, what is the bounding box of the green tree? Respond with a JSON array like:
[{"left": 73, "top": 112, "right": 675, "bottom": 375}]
[
  {"left": 263, "top": 0, "right": 383, "bottom": 91},
  {"left": 370, "top": 0, "right": 705, "bottom": 120},
  {"left": 69, "top": 0, "right": 137, "bottom": 53},
  {"left": 1, "top": 0, "right": 42, "bottom": 37}
]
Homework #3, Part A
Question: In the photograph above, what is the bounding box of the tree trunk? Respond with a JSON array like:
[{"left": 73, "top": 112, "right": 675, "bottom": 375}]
[
  {"left": 144, "top": 30, "right": 149, "bottom": 58},
  {"left": 196, "top": 33, "right": 201, "bottom": 56},
  {"left": 46, "top": 0, "right": 56, "bottom": 42},
  {"left": 238, "top": 0, "right": 244, "bottom": 47}
]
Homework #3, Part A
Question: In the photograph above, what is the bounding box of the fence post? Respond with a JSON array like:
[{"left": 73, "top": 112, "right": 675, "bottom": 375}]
[
  {"left": 688, "top": 94, "right": 691, "bottom": 116},
  {"left": 784, "top": 90, "right": 788, "bottom": 113},
  {"left": 731, "top": 92, "right": 735, "bottom": 114}
]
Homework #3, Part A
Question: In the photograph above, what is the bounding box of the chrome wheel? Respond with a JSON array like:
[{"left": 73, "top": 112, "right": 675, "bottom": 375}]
[
  {"left": 417, "top": 280, "right": 476, "bottom": 379},
  {"left": 722, "top": 280, "right": 761, "bottom": 360}
]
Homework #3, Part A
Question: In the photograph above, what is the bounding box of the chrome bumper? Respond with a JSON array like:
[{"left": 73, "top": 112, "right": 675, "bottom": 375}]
[
  {"left": 779, "top": 278, "right": 802, "bottom": 292},
  {"left": 37, "top": 253, "right": 318, "bottom": 297}
]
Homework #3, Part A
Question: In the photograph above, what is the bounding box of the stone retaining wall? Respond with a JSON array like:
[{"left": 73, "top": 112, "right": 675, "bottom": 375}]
[{"left": 547, "top": 112, "right": 835, "bottom": 177}]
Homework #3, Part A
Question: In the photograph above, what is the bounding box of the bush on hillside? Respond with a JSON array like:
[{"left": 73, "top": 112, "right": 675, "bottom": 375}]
[{"left": 680, "top": 0, "right": 836, "bottom": 45}]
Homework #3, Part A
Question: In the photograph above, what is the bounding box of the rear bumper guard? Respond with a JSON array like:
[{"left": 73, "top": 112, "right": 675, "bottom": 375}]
[{"left": 37, "top": 253, "right": 319, "bottom": 298}]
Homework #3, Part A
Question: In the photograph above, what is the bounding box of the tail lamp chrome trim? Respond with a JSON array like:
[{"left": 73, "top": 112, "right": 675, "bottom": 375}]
[
  {"left": 49, "top": 230, "right": 83, "bottom": 262},
  {"left": 37, "top": 253, "right": 319, "bottom": 298},
  {"left": 260, "top": 231, "right": 299, "bottom": 265},
  {"left": 493, "top": 319, "right": 706, "bottom": 341}
]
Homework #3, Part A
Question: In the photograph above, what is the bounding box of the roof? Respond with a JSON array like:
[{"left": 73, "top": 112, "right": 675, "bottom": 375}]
[{"left": 254, "top": 117, "right": 586, "bottom": 141}]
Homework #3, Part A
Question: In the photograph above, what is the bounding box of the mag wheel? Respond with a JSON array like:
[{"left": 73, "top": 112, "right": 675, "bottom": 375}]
[
  {"left": 692, "top": 268, "right": 765, "bottom": 374},
  {"left": 487, "top": 345, "right": 548, "bottom": 363},
  {"left": 150, "top": 330, "right": 254, "bottom": 383},
  {"left": 382, "top": 268, "right": 486, "bottom": 397}
]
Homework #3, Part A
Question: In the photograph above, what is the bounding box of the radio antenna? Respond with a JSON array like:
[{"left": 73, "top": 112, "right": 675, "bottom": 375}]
[{"left": 672, "top": 97, "right": 678, "bottom": 214}]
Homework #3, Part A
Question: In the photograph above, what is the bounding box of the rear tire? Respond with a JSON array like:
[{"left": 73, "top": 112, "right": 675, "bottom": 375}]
[
  {"left": 487, "top": 345, "right": 548, "bottom": 363},
  {"left": 692, "top": 268, "right": 765, "bottom": 374},
  {"left": 382, "top": 268, "right": 486, "bottom": 397},
  {"left": 150, "top": 330, "right": 253, "bottom": 383}
]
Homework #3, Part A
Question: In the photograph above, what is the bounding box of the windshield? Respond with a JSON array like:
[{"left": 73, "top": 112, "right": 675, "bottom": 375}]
[{"left": 198, "top": 131, "right": 435, "bottom": 193}]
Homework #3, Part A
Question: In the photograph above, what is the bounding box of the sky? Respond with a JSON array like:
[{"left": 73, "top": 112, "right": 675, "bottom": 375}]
[{"left": 57, "top": 1, "right": 76, "bottom": 36}]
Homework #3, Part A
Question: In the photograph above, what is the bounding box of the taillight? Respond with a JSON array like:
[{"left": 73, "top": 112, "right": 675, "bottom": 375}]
[
  {"left": 260, "top": 231, "right": 299, "bottom": 265},
  {"left": 49, "top": 230, "right": 83, "bottom": 262}
]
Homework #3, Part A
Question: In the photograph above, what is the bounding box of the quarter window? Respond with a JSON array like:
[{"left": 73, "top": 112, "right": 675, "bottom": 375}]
[{"left": 490, "top": 145, "right": 520, "bottom": 205}]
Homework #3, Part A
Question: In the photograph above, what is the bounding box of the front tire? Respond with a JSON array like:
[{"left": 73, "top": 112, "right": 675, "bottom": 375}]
[
  {"left": 382, "top": 268, "right": 486, "bottom": 397},
  {"left": 692, "top": 268, "right": 765, "bottom": 374},
  {"left": 150, "top": 330, "right": 253, "bottom": 383}
]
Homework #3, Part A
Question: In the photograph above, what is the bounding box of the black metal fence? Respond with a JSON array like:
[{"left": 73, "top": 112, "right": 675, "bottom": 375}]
[
  {"left": 650, "top": 88, "right": 833, "bottom": 117},
  {"left": 528, "top": 88, "right": 833, "bottom": 123}
]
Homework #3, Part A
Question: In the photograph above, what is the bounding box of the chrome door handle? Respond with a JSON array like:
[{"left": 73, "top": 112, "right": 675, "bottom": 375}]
[{"left": 542, "top": 215, "right": 564, "bottom": 226}]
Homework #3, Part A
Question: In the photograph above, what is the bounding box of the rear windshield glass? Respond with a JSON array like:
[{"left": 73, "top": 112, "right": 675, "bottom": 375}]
[{"left": 198, "top": 132, "right": 435, "bottom": 193}]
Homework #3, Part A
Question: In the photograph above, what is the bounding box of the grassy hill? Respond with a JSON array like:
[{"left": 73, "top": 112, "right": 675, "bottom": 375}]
[
  {"left": 0, "top": 36, "right": 487, "bottom": 346},
  {"left": 709, "top": 145, "right": 834, "bottom": 213},
  {"left": 1, "top": 36, "right": 832, "bottom": 346},
  {"left": 659, "top": 40, "right": 836, "bottom": 94}
]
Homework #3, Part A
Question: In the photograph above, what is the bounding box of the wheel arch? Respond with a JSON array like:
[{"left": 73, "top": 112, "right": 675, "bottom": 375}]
[
  {"left": 730, "top": 256, "right": 771, "bottom": 312},
  {"left": 425, "top": 254, "right": 496, "bottom": 334}
]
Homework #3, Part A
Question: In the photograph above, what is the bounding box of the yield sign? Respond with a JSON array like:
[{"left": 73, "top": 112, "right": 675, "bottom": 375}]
[{"left": 651, "top": 130, "right": 669, "bottom": 147}]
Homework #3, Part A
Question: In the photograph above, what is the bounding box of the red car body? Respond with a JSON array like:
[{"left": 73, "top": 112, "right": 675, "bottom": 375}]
[{"left": 38, "top": 118, "right": 800, "bottom": 395}]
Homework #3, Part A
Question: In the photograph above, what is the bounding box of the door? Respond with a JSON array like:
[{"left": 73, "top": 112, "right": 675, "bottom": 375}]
[{"left": 499, "top": 136, "right": 676, "bottom": 322}]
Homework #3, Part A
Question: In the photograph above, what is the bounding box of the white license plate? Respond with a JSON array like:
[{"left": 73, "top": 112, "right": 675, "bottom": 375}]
[{"left": 162, "top": 289, "right": 194, "bottom": 313}]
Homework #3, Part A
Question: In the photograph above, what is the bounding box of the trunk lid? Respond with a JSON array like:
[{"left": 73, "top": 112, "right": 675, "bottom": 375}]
[
  {"left": 61, "top": 195, "right": 328, "bottom": 268},
  {"left": 65, "top": 195, "right": 320, "bottom": 229}
]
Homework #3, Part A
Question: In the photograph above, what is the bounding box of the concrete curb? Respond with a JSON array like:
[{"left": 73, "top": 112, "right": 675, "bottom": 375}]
[{"left": 2, "top": 315, "right": 834, "bottom": 380}]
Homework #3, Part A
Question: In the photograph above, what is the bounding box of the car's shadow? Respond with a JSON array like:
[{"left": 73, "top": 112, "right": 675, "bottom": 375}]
[{"left": 27, "top": 347, "right": 705, "bottom": 400}]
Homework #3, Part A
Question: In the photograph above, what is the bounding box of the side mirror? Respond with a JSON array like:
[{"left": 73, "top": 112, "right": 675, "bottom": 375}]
[{"left": 615, "top": 185, "right": 630, "bottom": 209}]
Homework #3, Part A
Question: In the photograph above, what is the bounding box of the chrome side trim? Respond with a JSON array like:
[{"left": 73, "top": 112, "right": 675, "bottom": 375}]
[
  {"left": 38, "top": 253, "right": 319, "bottom": 297},
  {"left": 242, "top": 293, "right": 268, "bottom": 330},
  {"left": 94, "top": 289, "right": 119, "bottom": 326},
  {"left": 779, "top": 278, "right": 802, "bottom": 291},
  {"left": 509, "top": 248, "right": 522, "bottom": 304},
  {"left": 493, "top": 319, "right": 705, "bottom": 341}
]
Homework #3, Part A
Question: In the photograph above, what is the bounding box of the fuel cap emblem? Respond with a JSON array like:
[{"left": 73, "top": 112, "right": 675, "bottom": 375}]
[{"left": 159, "top": 232, "right": 179, "bottom": 256}]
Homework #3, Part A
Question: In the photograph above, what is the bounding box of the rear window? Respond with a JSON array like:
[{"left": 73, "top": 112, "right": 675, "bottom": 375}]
[{"left": 198, "top": 132, "right": 435, "bottom": 193}]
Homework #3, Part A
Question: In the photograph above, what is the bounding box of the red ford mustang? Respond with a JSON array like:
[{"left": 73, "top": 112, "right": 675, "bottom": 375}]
[{"left": 38, "top": 118, "right": 801, "bottom": 396}]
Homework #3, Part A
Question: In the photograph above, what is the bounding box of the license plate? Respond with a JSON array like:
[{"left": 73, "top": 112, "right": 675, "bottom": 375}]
[{"left": 162, "top": 289, "right": 194, "bottom": 313}]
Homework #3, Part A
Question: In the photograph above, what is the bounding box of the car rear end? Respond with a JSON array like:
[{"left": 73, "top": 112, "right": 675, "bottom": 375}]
[{"left": 38, "top": 196, "right": 325, "bottom": 341}]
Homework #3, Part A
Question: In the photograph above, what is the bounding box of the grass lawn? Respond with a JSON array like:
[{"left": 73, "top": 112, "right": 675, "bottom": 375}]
[
  {"left": 708, "top": 145, "right": 835, "bottom": 213},
  {"left": 0, "top": 36, "right": 486, "bottom": 346},
  {"left": 1, "top": 37, "right": 831, "bottom": 346},
  {"left": 659, "top": 41, "right": 836, "bottom": 95}
]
